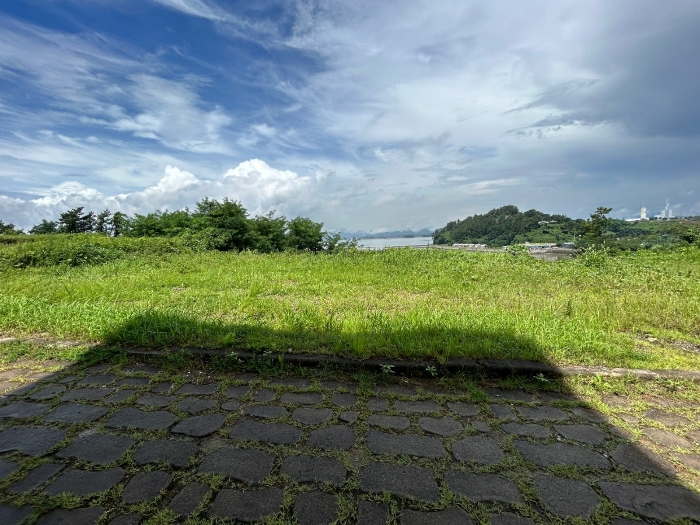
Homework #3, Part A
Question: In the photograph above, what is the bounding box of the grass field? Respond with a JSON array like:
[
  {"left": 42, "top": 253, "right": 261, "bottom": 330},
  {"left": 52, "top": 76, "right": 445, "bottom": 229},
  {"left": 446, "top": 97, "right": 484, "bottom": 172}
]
[{"left": 1, "top": 237, "right": 699, "bottom": 370}]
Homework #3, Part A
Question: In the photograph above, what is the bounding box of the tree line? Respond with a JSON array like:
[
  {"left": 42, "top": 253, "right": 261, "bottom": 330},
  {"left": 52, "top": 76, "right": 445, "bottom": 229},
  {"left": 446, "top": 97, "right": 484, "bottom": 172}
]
[{"left": 0, "top": 199, "right": 356, "bottom": 253}]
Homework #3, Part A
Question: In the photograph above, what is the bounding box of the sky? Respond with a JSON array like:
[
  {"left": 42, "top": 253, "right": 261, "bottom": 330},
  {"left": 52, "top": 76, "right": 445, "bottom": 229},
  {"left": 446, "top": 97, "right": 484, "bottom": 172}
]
[{"left": 1, "top": 0, "right": 699, "bottom": 232}]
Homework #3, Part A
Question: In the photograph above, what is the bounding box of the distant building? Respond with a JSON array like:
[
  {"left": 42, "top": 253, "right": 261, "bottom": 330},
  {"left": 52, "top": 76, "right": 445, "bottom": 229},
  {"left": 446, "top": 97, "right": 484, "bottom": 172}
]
[{"left": 626, "top": 206, "right": 649, "bottom": 222}]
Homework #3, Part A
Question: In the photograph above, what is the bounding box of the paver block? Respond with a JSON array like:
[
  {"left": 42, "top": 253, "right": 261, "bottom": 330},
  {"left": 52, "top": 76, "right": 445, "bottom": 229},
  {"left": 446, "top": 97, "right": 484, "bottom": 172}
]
[
  {"left": 375, "top": 384, "right": 417, "bottom": 396},
  {"left": 472, "top": 420, "right": 492, "bottom": 432},
  {"left": 554, "top": 424, "right": 606, "bottom": 445},
  {"left": 446, "top": 471, "right": 522, "bottom": 503},
  {"left": 599, "top": 482, "right": 700, "bottom": 521},
  {"left": 394, "top": 400, "right": 440, "bottom": 413},
  {"left": 134, "top": 439, "right": 197, "bottom": 467},
  {"left": 487, "top": 389, "right": 536, "bottom": 403},
  {"left": 687, "top": 429, "right": 700, "bottom": 443},
  {"left": 489, "top": 513, "right": 535, "bottom": 525},
  {"left": 245, "top": 405, "right": 287, "bottom": 418},
  {"left": 45, "top": 468, "right": 125, "bottom": 496},
  {"left": 0, "top": 426, "right": 67, "bottom": 455},
  {"left": 358, "top": 501, "right": 389, "bottom": 524},
  {"left": 368, "top": 398, "right": 388, "bottom": 411},
  {"left": 447, "top": 402, "right": 479, "bottom": 417},
  {"left": 0, "top": 369, "right": 30, "bottom": 380},
  {"left": 514, "top": 440, "right": 611, "bottom": 469},
  {"left": 199, "top": 447, "right": 275, "bottom": 482},
  {"left": 0, "top": 458, "right": 18, "bottom": 480},
  {"left": 29, "top": 385, "right": 67, "bottom": 401},
  {"left": 176, "top": 383, "right": 217, "bottom": 395},
  {"left": 151, "top": 382, "right": 172, "bottom": 393},
  {"left": 644, "top": 408, "right": 690, "bottom": 427},
  {"left": 281, "top": 455, "right": 346, "bottom": 486},
  {"left": 84, "top": 364, "right": 112, "bottom": 374},
  {"left": 106, "top": 407, "right": 176, "bottom": 430},
  {"left": 332, "top": 393, "right": 357, "bottom": 407},
  {"left": 122, "top": 470, "right": 171, "bottom": 503},
  {"left": 168, "top": 482, "right": 209, "bottom": 516},
  {"left": 571, "top": 407, "right": 607, "bottom": 423},
  {"left": 516, "top": 406, "right": 570, "bottom": 421},
  {"left": 490, "top": 404, "right": 515, "bottom": 419},
  {"left": 225, "top": 385, "right": 250, "bottom": 398},
  {"left": 320, "top": 380, "right": 357, "bottom": 391},
  {"left": 0, "top": 504, "right": 34, "bottom": 525},
  {"left": 36, "top": 506, "right": 104, "bottom": 525},
  {"left": 221, "top": 400, "right": 240, "bottom": 411},
  {"left": 105, "top": 390, "right": 137, "bottom": 404},
  {"left": 0, "top": 401, "right": 49, "bottom": 418},
  {"left": 610, "top": 443, "right": 675, "bottom": 475},
  {"left": 534, "top": 474, "right": 599, "bottom": 518},
  {"left": 135, "top": 395, "right": 175, "bottom": 408},
  {"left": 368, "top": 414, "right": 410, "bottom": 430},
  {"left": 642, "top": 427, "right": 693, "bottom": 449},
  {"left": 61, "top": 388, "right": 114, "bottom": 401},
  {"left": 401, "top": 507, "right": 473, "bottom": 524},
  {"left": 9, "top": 463, "right": 65, "bottom": 493},
  {"left": 453, "top": 436, "right": 504, "bottom": 464},
  {"left": 601, "top": 394, "right": 632, "bottom": 408},
  {"left": 115, "top": 377, "right": 150, "bottom": 387},
  {"left": 418, "top": 416, "right": 461, "bottom": 436},
  {"left": 271, "top": 377, "right": 312, "bottom": 388},
  {"left": 57, "top": 432, "right": 136, "bottom": 465},
  {"left": 502, "top": 423, "right": 551, "bottom": 438},
  {"left": 175, "top": 398, "right": 217, "bottom": 414},
  {"left": 254, "top": 389, "right": 276, "bottom": 402},
  {"left": 281, "top": 392, "right": 323, "bottom": 404},
  {"left": 293, "top": 407, "right": 334, "bottom": 425},
  {"left": 209, "top": 487, "right": 283, "bottom": 523},
  {"left": 340, "top": 410, "right": 358, "bottom": 423},
  {"left": 360, "top": 462, "right": 440, "bottom": 502},
  {"left": 671, "top": 452, "right": 700, "bottom": 471},
  {"left": 43, "top": 403, "right": 108, "bottom": 424},
  {"left": 307, "top": 425, "right": 355, "bottom": 450},
  {"left": 366, "top": 430, "right": 446, "bottom": 458},
  {"left": 294, "top": 491, "right": 338, "bottom": 524},
  {"left": 77, "top": 374, "right": 117, "bottom": 386},
  {"left": 123, "top": 363, "right": 161, "bottom": 375},
  {"left": 229, "top": 420, "right": 302, "bottom": 444},
  {"left": 172, "top": 413, "right": 225, "bottom": 437}
]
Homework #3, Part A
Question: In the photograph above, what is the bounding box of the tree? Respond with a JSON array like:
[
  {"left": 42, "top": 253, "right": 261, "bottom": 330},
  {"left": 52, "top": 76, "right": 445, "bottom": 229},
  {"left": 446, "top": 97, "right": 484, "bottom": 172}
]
[
  {"left": 323, "top": 232, "right": 358, "bottom": 253},
  {"left": 110, "top": 212, "right": 129, "bottom": 237},
  {"left": 58, "top": 207, "right": 95, "bottom": 233},
  {"left": 249, "top": 212, "right": 287, "bottom": 253},
  {"left": 582, "top": 207, "right": 613, "bottom": 238},
  {"left": 95, "top": 210, "right": 112, "bottom": 235},
  {"left": 287, "top": 217, "right": 325, "bottom": 252},
  {"left": 193, "top": 198, "right": 252, "bottom": 251},
  {"left": 0, "top": 220, "right": 23, "bottom": 235},
  {"left": 29, "top": 220, "right": 58, "bottom": 234}
]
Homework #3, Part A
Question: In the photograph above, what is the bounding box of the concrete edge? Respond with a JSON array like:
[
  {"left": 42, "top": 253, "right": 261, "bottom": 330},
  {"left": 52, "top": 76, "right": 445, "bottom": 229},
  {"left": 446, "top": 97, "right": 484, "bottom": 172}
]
[{"left": 3, "top": 335, "right": 699, "bottom": 382}]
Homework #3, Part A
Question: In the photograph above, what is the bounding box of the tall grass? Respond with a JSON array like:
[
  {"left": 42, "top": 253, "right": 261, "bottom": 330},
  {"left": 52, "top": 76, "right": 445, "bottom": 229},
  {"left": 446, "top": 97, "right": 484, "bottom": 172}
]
[{"left": 1, "top": 236, "right": 699, "bottom": 369}]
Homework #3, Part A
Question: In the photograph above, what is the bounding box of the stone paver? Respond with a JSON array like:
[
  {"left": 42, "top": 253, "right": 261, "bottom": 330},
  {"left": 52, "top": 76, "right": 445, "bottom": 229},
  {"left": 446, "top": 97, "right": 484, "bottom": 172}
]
[
  {"left": 168, "top": 482, "right": 208, "bottom": 517},
  {"left": 292, "top": 407, "right": 334, "bottom": 424},
  {"left": 307, "top": 425, "right": 355, "bottom": 450},
  {"left": 0, "top": 401, "right": 49, "bottom": 418},
  {"left": 280, "top": 392, "right": 323, "bottom": 404},
  {"left": 419, "top": 416, "right": 462, "bottom": 436},
  {"left": 45, "top": 468, "right": 125, "bottom": 496},
  {"left": 281, "top": 455, "right": 347, "bottom": 486},
  {"left": 254, "top": 389, "right": 276, "bottom": 402},
  {"left": 332, "top": 393, "right": 357, "bottom": 406},
  {"left": 554, "top": 423, "right": 607, "bottom": 445},
  {"left": 245, "top": 405, "right": 287, "bottom": 418},
  {"left": 135, "top": 394, "right": 175, "bottom": 408},
  {"left": 171, "top": 413, "right": 225, "bottom": 437},
  {"left": 514, "top": 440, "right": 611, "bottom": 469},
  {"left": 176, "top": 383, "right": 217, "bottom": 395},
  {"left": 642, "top": 427, "right": 693, "bottom": 449},
  {"left": 42, "top": 403, "right": 108, "bottom": 424},
  {"left": 62, "top": 387, "right": 114, "bottom": 401},
  {"left": 199, "top": 447, "right": 275, "bottom": 482},
  {"left": 672, "top": 452, "right": 700, "bottom": 471},
  {"left": 209, "top": 487, "right": 283, "bottom": 523},
  {"left": 271, "top": 377, "right": 312, "bottom": 388},
  {"left": 122, "top": 471, "right": 171, "bottom": 503},
  {"left": 36, "top": 506, "right": 104, "bottom": 525},
  {"left": 446, "top": 471, "right": 522, "bottom": 503},
  {"left": 77, "top": 374, "right": 117, "bottom": 386},
  {"left": 56, "top": 433, "right": 136, "bottom": 465},
  {"left": 134, "top": 439, "right": 197, "bottom": 467},
  {"left": 375, "top": 384, "right": 417, "bottom": 396},
  {"left": 487, "top": 389, "right": 536, "bottom": 403},
  {"left": 394, "top": 400, "right": 440, "bottom": 413},
  {"left": 175, "top": 398, "right": 217, "bottom": 413},
  {"left": 221, "top": 400, "right": 240, "bottom": 411},
  {"left": 115, "top": 377, "right": 150, "bottom": 387},
  {"left": 367, "top": 398, "right": 388, "bottom": 411},
  {"left": 368, "top": 414, "right": 410, "bottom": 430},
  {"left": 471, "top": 420, "right": 491, "bottom": 432},
  {"left": 600, "top": 482, "right": 700, "bottom": 521},
  {"left": 358, "top": 501, "right": 389, "bottom": 524},
  {"left": 0, "top": 504, "right": 34, "bottom": 525},
  {"left": 109, "top": 514, "right": 141, "bottom": 525},
  {"left": 225, "top": 385, "right": 250, "bottom": 398},
  {"left": 9, "top": 463, "right": 65, "bottom": 493},
  {"left": 0, "top": 426, "right": 67, "bottom": 455},
  {"left": 105, "top": 390, "right": 137, "bottom": 404},
  {"left": 366, "top": 430, "right": 446, "bottom": 458},
  {"left": 29, "top": 385, "right": 66, "bottom": 401},
  {"left": 490, "top": 513, "right": 534, "bottom": 525},
  {"left": 401, "top": 507, "right": 473, "bottom": 524},
  {"left": 610, "top": 443, "right": 675, "bottom": 475},
  {"left": 534, "top": 474, "right": 599, "bottom": 519},
  {"left": 502, "top": 422, "right": 551, "bottom": 438},
  {"left": 294, "top": 491, "right": 338, "bottom": 525},
  {"left": 0, "top": 458, "right": 18, "bottom": 480},
  {"left": 644, "top": 407, "right": 690, "bottom": 427},
  {"left": 571, "top": 407, "right": 607, "bottom": 423},
  {"left": 360, "top": 462, "right": 440, "bottom": 502},
  {"left": 340, "top": 410, "right": 357, "bottom": 422},
  {"left": 229, "top": 420, "right": 302, "bottom": 444},
  {"left": 453, "top": 436, "right": 504, "bottom": 464},
  {"left": 517, "top": 406, "right": 570, "bottom": 421},
  {"left": 447, "top": 401, "right": 479, "bottom": 417},
  {"left": 106, "top": 407, "right": 176, "bottom": 430},
  {"left": 490, "top": 404, "right": 515, "bottom": 419}
]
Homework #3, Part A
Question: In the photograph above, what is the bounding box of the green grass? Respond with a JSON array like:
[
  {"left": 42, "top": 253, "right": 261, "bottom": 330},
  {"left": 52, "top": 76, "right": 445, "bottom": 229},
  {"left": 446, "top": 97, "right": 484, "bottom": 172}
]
[{"left": 1, "top": 239, "right": 699, "bottom": 370}]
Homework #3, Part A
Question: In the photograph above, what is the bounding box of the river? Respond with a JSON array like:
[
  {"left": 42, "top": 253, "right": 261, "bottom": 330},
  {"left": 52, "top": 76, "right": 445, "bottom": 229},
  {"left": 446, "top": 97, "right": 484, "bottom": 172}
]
[{"left": 357, "top": 236, "right": 434, "bottom": 249}]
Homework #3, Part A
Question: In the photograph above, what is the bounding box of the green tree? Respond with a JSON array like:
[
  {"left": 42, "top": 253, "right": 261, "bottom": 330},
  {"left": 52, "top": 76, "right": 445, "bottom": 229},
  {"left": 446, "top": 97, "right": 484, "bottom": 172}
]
[
  {"left": 193, "top": 198, "right": 251, "bottom": 251},
  {"left": 287, "top": 217, "right": 324, "bottom": 252},
  {"left": 110, "top": 212, "right": 129, "bottom": 237},
  {"left": 58, "top": 207, "right": 95, "bottom": 233},
  {"left": 29, "top": 219, "right": 58, "bottom": 234},
  {"left": 249, "top": 212, "right": 287, "bottom": 252},
  {"left": 323, "top": 232, "right": 359, "bottom": 253},
  {"left": 0, "top": 220, "right": 23, "bottom": 235},
  {"left": 582, "top": 207, "right": 613, "bottom": 238},
  {"left": 95, "top": 210, "right": 112, "bottom": 235}
]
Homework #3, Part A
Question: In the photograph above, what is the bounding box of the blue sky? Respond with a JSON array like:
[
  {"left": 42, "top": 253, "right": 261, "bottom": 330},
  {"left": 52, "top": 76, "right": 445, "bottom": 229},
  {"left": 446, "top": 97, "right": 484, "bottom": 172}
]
[{"left": 1, "top": 0, "right": 699, "bottom": 231}]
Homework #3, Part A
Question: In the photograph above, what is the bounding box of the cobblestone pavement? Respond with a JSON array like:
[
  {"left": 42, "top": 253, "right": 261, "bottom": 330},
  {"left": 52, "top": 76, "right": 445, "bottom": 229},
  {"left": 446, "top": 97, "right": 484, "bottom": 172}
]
[{"left": 0, "top": 358, "right": 699, "bottom": 524}]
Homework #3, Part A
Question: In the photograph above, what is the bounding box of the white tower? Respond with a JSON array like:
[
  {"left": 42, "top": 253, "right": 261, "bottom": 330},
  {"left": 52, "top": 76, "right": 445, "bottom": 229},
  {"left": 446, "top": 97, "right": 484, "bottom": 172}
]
[
  {"left": 640, "top": 206, "right": 647, "bottom": 220},
  {"left": 665, "top": 199, "right": 671, "bottom": 220}
]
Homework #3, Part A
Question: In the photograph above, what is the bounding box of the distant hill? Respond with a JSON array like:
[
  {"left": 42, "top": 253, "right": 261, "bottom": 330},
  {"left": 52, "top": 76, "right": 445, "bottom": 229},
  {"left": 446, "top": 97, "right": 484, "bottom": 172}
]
[
  {"left": 433, "top": 205, "right": 578, "bottom": 246},
  {"left": 340, "top": 228, "right": 433, "bottom": 239}
]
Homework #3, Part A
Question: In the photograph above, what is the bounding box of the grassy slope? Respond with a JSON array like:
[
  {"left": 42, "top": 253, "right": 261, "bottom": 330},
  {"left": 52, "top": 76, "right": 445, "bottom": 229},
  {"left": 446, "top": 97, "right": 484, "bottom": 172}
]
[{"left": 0, "top": 247, "right": 699, "bottom": 369}]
